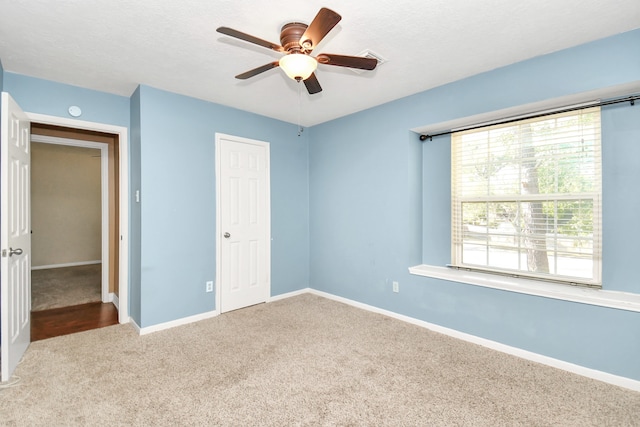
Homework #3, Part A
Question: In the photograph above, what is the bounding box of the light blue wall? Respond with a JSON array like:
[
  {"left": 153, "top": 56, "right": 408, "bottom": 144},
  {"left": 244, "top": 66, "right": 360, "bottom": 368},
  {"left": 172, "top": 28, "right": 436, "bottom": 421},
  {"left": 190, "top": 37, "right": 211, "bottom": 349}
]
[
  {"left": 602, "top": 102, "right": 640, "bottom": 293},
  {"left": 136, "top": 85, "right": 309, "bottom": 327},
  {"left": 3, "top": 73, "right": 130, "bottom": 128},
  {"left": 309, "top": 28, "right": 640, "bottom": 380}
]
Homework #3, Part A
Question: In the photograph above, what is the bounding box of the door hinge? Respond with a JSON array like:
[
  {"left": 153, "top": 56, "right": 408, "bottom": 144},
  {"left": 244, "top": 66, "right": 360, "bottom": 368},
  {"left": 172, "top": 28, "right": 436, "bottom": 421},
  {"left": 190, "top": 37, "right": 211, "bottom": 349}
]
[{"left": 1, "top": 249, "right": 7, "bottom": 257}]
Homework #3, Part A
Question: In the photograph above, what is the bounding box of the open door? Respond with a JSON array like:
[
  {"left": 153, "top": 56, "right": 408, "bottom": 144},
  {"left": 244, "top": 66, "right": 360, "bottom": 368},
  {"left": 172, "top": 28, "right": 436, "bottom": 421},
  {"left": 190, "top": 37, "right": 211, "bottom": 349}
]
[{"left": 1, "top": 92, "right": 31, "bottom": 382}]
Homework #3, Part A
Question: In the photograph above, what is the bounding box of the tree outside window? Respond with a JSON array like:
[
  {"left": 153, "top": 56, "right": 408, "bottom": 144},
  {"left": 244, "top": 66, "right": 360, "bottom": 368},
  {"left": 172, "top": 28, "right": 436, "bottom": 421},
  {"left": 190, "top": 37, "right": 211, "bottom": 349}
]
[{"left": 451, "top": 107, "right": 601, "bottom": 286}]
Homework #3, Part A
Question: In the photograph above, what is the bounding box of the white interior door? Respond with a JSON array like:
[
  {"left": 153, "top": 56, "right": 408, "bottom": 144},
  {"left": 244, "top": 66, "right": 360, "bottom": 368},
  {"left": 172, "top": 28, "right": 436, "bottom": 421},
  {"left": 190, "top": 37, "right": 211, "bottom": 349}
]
[
  {"left": 216, "top": 134, "right": 270, "bottom": 313},
  {"left": 1, "top": 92, "right": 31, "bottom": 382}
]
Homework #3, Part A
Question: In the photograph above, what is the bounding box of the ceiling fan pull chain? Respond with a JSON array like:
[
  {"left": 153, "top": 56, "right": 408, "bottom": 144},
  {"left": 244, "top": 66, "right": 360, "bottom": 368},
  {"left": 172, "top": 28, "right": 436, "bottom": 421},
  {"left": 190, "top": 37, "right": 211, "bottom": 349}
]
[{"left": 298, "top": 81, "right": 304, "bottom": 137}]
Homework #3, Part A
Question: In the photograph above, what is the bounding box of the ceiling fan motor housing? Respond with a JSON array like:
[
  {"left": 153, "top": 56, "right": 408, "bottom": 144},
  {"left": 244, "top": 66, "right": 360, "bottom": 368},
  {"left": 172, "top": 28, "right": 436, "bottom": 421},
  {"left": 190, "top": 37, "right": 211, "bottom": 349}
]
[{"left": 280, "top": 22, "right": 309, "bottom": 53}]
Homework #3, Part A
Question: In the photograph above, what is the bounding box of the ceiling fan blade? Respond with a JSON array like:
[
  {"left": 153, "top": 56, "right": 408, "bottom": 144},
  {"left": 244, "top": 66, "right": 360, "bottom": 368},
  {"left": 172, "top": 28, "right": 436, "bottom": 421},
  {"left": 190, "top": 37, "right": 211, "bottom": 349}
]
[
  {"left": 299, "top": 8, "right": 341, "bottom": 51},
  {"left": 235, "top": 62, "right": 280, "bottom": 80},
  {"left": 217, "top": 27, "right": 284, "bottom": 52},
  {"left": 316, "top": 54, "right": 377, "bottom": 70},
  {"left": 303, "top": 73, "right": 322, "bottom": 94}
]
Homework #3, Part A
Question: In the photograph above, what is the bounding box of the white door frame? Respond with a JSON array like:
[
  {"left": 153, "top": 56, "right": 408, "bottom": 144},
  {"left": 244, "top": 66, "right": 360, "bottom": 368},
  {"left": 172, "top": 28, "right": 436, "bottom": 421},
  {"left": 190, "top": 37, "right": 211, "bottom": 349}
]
[
  {"left": 30, "top": 134, "right": 110, "bottom": 303},
  {"left": 26, "top": 112, "right": 129, "bottom": 323},
  {"left": 215, "top": 133, "right": 271, "bottom": 313}
]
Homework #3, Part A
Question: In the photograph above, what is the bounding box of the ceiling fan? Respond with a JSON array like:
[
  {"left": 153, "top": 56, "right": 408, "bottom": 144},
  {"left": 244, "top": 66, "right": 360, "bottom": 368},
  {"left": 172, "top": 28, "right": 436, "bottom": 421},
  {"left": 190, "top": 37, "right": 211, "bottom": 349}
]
[{"left": 217, "top": 7, "right": 377, "bottom": 95}]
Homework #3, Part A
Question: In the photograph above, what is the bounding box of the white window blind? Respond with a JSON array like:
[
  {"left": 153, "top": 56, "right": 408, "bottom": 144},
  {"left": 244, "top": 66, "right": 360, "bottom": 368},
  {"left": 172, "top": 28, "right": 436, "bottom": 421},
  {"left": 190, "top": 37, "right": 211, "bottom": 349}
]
[{"left": 451, "top": 107, "right": 602, "bottom": 287}]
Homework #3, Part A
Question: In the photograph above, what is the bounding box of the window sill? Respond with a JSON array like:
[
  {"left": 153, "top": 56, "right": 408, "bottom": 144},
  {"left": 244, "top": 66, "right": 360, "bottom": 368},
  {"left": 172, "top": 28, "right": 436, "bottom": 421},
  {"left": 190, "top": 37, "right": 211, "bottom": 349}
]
[{"left": 409, "top": 264, "right": 640, "bottom": 313}]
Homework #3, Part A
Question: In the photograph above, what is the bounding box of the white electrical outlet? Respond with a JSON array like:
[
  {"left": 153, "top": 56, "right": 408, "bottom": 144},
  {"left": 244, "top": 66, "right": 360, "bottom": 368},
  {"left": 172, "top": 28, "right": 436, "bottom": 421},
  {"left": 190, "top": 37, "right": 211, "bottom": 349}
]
[
  {"left": 392, "top": 281, "right": 399, "bottom": 293},
  {"left": 206, "top": 281, "right": 214, "bottom": 292}
]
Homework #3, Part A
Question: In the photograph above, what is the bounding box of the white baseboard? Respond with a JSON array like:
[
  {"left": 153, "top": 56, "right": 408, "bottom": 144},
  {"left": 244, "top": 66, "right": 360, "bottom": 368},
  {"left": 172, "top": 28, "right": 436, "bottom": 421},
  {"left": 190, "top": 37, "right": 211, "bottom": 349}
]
[
  {"left": 305, "top": 289, "right": 640, "bottom": 392},
  {"left": 106, "top": 293, "right": 128, "bottom": 324},
  {"left": 268, "top": 288, "right": 311, "bottom": 302},
  {"left": 31, "top": 260, "right": 101, "bottom": 270},
  {"left": 110, "top": 293, "right": 119, "bottom": 310},
  {"left": 135, "top": 289, "right": 307, "bottom": 336},
  {"left": 130, "top": 318, "right": 141, "bottom": 334},
  {"left": 137, "top": 309, "right": 219, "bottom": 336}
]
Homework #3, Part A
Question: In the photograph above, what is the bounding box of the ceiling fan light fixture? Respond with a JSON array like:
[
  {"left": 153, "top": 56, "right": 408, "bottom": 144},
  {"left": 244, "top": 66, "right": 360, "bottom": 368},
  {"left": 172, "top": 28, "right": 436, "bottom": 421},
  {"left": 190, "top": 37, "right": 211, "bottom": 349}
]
[{"left": 279, "top": 53, "right": 317, "bottom": 81}]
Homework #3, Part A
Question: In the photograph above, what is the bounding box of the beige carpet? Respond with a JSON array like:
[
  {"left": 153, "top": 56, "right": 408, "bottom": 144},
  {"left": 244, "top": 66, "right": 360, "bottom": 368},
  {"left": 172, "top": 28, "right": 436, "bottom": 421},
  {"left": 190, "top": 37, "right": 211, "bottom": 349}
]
[
  {"left": 31, "top": 264, "right": 102, "bottom": 311},
  {"left": 2, "top": 293, "right": 639, "bottom": 426}
]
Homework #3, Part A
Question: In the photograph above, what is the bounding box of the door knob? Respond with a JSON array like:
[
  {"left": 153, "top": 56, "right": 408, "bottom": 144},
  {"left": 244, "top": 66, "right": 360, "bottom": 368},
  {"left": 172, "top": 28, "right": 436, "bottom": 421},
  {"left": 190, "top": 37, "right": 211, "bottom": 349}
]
[
  {"left": 224, "top": 232, "right": 231, "bottom": 238},
  {"left": 9, "top": 247, "right": 23, "bottom": 257}
]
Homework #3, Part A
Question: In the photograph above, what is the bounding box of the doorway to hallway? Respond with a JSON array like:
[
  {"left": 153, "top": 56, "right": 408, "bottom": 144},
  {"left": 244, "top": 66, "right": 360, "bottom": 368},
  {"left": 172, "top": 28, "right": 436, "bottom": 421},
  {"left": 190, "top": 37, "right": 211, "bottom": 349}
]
[{"left": 30, "top": 124, "right": 120, "bottom": 338}]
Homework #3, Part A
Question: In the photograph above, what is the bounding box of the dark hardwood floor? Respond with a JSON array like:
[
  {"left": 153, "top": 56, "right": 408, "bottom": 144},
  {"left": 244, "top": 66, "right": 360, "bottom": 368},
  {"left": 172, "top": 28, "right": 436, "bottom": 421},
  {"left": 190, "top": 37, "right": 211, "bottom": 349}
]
[{"left": 31, "top": 302, "right": 118, "bottom": 342}]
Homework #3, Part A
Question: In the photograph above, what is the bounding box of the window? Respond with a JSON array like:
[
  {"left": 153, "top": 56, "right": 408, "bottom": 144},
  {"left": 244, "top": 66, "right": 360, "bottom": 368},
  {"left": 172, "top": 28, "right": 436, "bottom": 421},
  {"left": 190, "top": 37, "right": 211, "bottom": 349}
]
[{"left": 451, "top": 107, "right": 601, "bottom": 287}]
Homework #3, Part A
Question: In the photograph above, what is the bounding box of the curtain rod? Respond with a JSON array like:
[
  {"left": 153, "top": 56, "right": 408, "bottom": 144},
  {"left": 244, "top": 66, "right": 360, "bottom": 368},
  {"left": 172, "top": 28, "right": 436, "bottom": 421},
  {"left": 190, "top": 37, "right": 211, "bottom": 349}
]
[{"left": 418, "top": 94, "right": 639, "bottom": 141}]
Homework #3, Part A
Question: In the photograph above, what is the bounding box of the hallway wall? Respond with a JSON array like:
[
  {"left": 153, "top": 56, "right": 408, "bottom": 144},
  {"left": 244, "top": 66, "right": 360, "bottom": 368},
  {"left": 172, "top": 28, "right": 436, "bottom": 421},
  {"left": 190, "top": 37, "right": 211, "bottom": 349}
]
[{"left": 31, "top": 142, "right": 101, "bottom": 268}]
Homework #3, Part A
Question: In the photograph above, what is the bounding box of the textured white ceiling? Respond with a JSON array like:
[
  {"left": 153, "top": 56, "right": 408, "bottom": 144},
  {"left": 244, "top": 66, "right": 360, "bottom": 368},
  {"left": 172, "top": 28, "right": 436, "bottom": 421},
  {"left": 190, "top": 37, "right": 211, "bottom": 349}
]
[{"left": 1, "top": 0, "right": 638, "bottom": 126}]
